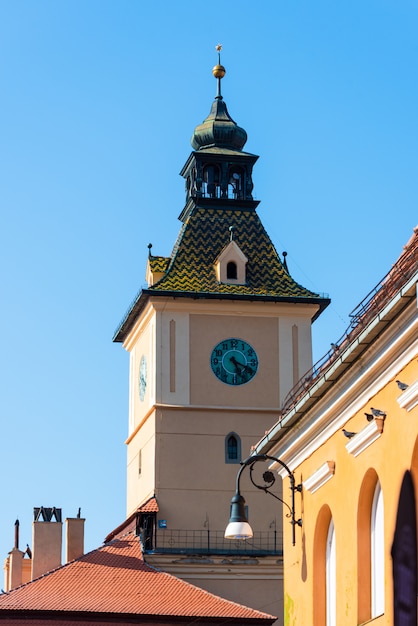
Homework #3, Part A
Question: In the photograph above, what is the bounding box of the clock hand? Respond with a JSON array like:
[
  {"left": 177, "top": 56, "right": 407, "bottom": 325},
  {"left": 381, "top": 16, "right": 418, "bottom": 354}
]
[
  {"left": 229, "top": 356, "right": 254, "bottom": 377},
  {"left": 229, "top": 356, "right": 243, "bottom": 373}
]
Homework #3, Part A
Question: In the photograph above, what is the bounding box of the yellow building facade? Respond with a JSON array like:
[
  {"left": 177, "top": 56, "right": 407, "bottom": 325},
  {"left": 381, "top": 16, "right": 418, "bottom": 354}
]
[{"left": 255, "top": 227, "right": 418, "bottom": 624}]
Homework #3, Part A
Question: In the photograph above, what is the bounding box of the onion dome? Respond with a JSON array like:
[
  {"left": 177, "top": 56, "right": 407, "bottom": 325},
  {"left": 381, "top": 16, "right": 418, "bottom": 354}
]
[{"left": 191, "top": 45, "right": 248, "bottom": 151}]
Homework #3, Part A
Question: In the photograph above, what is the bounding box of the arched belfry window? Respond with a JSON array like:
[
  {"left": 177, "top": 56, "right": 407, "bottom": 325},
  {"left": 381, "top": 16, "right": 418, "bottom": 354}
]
[
  {"left": 203, "top": 165, "right": 220, "bottom": 198},
  {"left": 227, "top": 261, "right": 237, "bottom": 279},
  {"left": 225, "top": 432, "right": 241, "bottom": 464},
  {"left": 228, "top": 167, "right": 244, "bottom": 199}
]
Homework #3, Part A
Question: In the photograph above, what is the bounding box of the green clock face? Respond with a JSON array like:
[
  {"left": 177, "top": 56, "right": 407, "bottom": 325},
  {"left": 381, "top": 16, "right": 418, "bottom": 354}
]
[
  {"left": 139, "top": 355, "right": 147, "bottom": 401},
  {"left": 210, "top": 338, "right": 258, "bottom": 386}
]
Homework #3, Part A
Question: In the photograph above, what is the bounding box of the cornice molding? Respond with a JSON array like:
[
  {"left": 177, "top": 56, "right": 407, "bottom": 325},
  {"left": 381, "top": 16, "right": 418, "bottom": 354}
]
[
  {"left": 345, "top": 418, "right": 385, "bottom": 457},
  {"left": 124, "top": 300, "right": 156, "bottom": 352},
  {"left": 274, "top": 317, "right": 417, "bottom": 477},
  {"left": 144, "top": 553, "right": 283, "bottom": 580},
  {"left": 304, "top": 461, "right": 335, "bottom": 493},
  {"left": 397, "top": 380, "right": 418, "bottom": 412}
]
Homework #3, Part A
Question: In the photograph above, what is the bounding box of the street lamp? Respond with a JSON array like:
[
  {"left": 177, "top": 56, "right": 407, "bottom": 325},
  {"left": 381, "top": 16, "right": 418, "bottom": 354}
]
[{"left": 224, "top": 453, "right": 302, "bottom": 546}]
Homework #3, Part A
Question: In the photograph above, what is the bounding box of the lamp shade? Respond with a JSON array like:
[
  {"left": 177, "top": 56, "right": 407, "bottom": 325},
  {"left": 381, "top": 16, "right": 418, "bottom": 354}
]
[
  {"left": 224, "top": 520, "right": 253, "bottom": 540},
  {"left": 224, "top": 492, "right": 253, "bottom": 540}
]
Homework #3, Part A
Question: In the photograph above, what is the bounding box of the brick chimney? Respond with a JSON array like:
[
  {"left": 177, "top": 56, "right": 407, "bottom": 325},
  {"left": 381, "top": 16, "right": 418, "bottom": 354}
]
[
  {"left": 65, "top": 511, "right": 85, "bottom": 562},
  {"left": 5, "top": 548, "right": 23, "bottom": 592},
  {"left": 31, "top": 507, "right": 62, "bottom": 580},
  {"left": 3, "top": 520, "right": 34, "bottom": 591},
  {"left": 4, "top": 520, "right": 23, "bottom": 591}
]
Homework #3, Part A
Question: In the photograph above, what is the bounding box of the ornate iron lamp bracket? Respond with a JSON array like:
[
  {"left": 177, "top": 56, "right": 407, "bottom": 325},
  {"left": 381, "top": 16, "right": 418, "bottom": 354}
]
[{"left": 234, "top": 453, "right": 302, "bottom": 546}]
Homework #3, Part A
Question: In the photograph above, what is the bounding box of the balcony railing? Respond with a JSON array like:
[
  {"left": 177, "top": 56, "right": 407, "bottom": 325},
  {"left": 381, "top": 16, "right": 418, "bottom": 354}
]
[
  {"left": 143, "top": 529, "right": 282, "bottom": 556},
  {"left": 280, "top": 233, "right": 418, "bottom": 417}
]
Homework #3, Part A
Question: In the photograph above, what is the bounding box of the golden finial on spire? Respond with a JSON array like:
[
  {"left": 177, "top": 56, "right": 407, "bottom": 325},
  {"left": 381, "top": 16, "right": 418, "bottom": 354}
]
[{"left": 212, "top": 43, "right": 226, "bottom": 80}]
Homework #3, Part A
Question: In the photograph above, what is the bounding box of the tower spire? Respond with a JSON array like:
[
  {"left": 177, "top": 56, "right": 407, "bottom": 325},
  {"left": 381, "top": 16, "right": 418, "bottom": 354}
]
[
  {"left": 213, "top": 44, "right": 226, "bottom": 100},
  {"left": 190, "top": 46, "right": 247, "bottom": 153}
]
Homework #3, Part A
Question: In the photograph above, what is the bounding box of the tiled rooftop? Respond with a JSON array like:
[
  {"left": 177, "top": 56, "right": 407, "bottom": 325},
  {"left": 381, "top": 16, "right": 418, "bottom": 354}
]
[
  {"left": 152, "top": 207, "right": 318, "bottom": 298},
  {"left": 114, "top": 206, "right": 329, "bottom": 342},
  {"left": 104, "top": 497, "right": 159, "bottom": 543},
  {"left": 149, "top": 255, "right": 170, "bottom": 273},
  {"left": 0, "top": 533, "right": 275, "bottom": 622}
]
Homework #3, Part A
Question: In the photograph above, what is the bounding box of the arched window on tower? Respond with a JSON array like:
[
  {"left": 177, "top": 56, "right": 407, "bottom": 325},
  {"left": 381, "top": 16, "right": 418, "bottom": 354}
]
[
  {"left": 203, "top": 165, "right": 220, "bottom": 198},
  {"left": 226, "top": 261, "right": 237, "bottom": 279},
  {"left": 228, "top": 167, "right": 244, "bottom": 199},
  {"left": 225, "top": 432, "right": 241, "bottom": 464}
]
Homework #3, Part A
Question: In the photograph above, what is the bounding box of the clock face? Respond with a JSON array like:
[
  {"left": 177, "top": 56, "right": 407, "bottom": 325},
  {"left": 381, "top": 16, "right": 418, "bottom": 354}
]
[
  {"left": 139, "top": 355, "right": 147, "bottom": 401},
  {"left": 210, "top": 338, "right": 258, "bottom": 386}
]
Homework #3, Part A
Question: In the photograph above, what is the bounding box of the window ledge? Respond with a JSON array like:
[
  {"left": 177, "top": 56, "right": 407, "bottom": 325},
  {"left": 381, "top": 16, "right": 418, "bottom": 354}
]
[
  {"left": 304, "top": 461, "right": 335, "bottom": 493},
  {"left": 345, "top": 418, "right": 385, "bottom": 457},
  {"left": 397, "top": 380, "right": 418, "bottom": 412}
]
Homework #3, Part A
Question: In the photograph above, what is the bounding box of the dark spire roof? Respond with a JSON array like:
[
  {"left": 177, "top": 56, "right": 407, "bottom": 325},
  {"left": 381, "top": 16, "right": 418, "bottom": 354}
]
[
  {"left": 113, "top": 49, "right": 330, "bottom": 343},
  {"left": 150, "top": 207, "right": 317, "bottom": 299},
  {"left": 113, "top": 208, "right": 330, "bottom": 343},
  {"left": 191, "top": 98, "right": 248, "bottom": 151},
  {"left": 191, "top": 45, "right": 247, "bottom": 152}
]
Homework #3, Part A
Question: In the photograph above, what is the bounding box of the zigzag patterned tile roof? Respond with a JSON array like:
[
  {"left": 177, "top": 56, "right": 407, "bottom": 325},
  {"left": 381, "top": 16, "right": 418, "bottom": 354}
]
[
  {"left": 114, "top": 206, "right": 330, "bottom": 342},
  {"left": 149, "top": 255, "right": 170, "bottom": 273},
  {"left": 151, "top": 207, "right": 319, "bottom": 298}
]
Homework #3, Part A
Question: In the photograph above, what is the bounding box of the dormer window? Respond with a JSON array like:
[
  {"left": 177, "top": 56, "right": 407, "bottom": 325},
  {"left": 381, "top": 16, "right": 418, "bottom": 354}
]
[
  {"left": 214, "top": 240, "right": 247, "bottom": 285},
  {"left": 146, "top": 255, "right": 170, "bottom": 287}
]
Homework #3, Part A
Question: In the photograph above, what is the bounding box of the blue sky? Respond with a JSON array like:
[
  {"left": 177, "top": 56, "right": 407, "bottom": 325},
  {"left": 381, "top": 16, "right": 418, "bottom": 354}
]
[{"left": 0, "top": 1, "right": 417, "bottom": 565}]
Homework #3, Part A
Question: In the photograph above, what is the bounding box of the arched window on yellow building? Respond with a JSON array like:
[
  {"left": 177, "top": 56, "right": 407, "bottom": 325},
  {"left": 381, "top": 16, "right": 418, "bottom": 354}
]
[
  {"left": 410, "top": 434, "right": 418, "bottom": 525},
  {"left": 371, "top": 482, "right": 384, "bottom": 617},
  {"left": 357, "top": 469, "right": 384, "bottom": 622},
  {"left": 326, "top": 519, "right": 336, "bottom": 626},
  {"left": 313, "top": 504, "right": 333, "bottom": 626}
]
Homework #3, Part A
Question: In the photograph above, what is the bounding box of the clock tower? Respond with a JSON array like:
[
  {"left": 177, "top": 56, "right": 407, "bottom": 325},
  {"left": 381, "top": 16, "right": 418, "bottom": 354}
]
[{"left": 113, "top": 49, "right": 329, "bottom": 623}]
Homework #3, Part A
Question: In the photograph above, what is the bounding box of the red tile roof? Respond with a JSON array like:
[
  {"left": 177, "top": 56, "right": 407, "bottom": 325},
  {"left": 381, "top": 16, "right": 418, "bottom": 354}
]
[
  {"left": 138, "top": 497, "right": 159, "bottom": 513},
  {"left": 0, "top": 533, "right": 275, "bottom": 623},
  {"left": 0, "top": 622, "right": 174, "bottom": 626},
  {"left": 103, "top": 497, "right": 159, "bottom": 543}
]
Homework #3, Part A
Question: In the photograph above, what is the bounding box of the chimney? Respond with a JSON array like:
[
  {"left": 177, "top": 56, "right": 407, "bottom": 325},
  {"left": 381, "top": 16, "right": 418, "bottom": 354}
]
[
  {"left": 65, "top": 510, "right": 85, "bottom": 562},
  {"left": 31, "top": 507, "right": 62, "bottom": 580},
  {"left": 5, "top": 548, "right": 24, "bottom": 591},
  {"left": 3, "top": 521, "right": 23, "bottom": 592}
]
